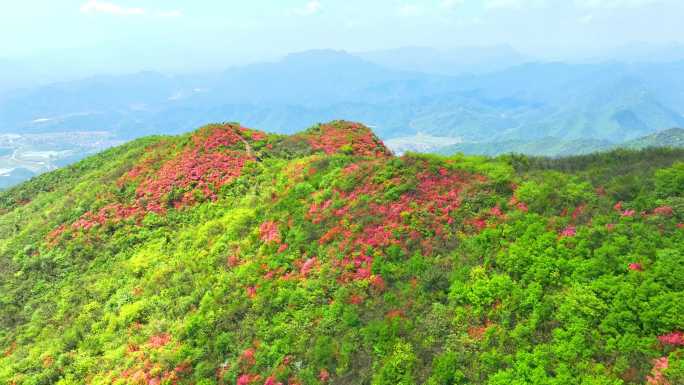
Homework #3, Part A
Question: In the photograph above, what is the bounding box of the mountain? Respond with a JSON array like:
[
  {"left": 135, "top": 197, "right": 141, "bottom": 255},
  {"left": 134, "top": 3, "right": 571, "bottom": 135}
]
[
  {"left": 3, "top": 53, "right": 684, "bottom": 188},
  {"left": 620, "top": 127, "right": 684, "bottom": 149},
  {"left": 438, "top": 127, "right": 684, "bottom": 157},
  {"left": 1, "top": 121, "right": 683, "bottom": 384},
  {"left": 358, "top": 45, "right": 528, "bottom": 76},
  {"left": 3, "top": 53, "right": 684, "bottom": 142},
  {"left": 437, "top": 137, "right": 614, "bottom": 157}
]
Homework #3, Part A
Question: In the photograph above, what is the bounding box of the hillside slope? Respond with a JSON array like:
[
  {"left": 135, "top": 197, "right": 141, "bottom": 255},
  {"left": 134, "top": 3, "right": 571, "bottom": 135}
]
[
  {"left": 620, "top": 127, "right": 684, "bottom": 150},
  {"left": 438, "top": 127, "right": 684, "bottom": 157},
  {"left": 1, "top": 121, "right": 684, "bottom": 385}
]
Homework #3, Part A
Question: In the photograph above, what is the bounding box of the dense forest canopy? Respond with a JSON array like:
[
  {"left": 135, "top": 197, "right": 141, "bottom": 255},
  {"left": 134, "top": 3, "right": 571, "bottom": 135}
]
[{"left": 1, "top": 121, "right": 683, "bottom": 385}]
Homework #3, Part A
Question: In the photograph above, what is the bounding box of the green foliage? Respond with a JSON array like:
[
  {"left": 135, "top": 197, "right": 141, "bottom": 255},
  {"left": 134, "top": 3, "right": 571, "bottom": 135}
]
[
  {"left": 655, "top": 162, "right": 684, "bottom": 198},
  {"left": 0, "top": 122, "right": 683, "bottom": 385}
]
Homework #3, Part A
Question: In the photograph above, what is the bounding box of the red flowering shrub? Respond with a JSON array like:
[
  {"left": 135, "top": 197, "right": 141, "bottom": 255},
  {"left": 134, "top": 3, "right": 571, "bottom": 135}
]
[
  {"left": 628, "top": 263, "right": 643, "bottom": 272},
  {"left": 298, "top": 121, "right": 391, "bottom": 157},
  {"left": 370, "top": 275, "right": 386, "bottom": 291},
  {"left": 560, "top": 226, "right": 577, "bottom": 238},
  {"left": 49, "top": 124, "right": 259, "bottom": 241},
  {"left": 647, "top": 356, "right": 670, "bottom": 385},
  {"left": 259, "top": 221, "right": 281, "bottom": 244},
  {"left": 653, "top": 206, "right": 674, "bottom": 216},
  {"left": 147, "top": 333, "right": 171, "bottom": 349},
  {"left": 318, "top": 369, "right": 330, "bottom": 382},
  {"left": 263, "top": 376, "right": 282, "bottom": 385},
  {"left": 658, "top": 331, "right": 684, "bottom": 346},
  {"left": 490, "top": 205, "right": 504, "bottom": 217},
  {"left": 237, "top": 374, "right": 255, "bottom": 385},
  {"left": 299, "top": 257, "right": 318, "bottom": 277},
  {"left": 571, "top": 204, "right": 586, "bottom": 220},
  {"left": 307, "top": 160, "right": 488, "bottom": 284},
  {"left": 241, "top": 348, "right": 257, "bottom": 366}
]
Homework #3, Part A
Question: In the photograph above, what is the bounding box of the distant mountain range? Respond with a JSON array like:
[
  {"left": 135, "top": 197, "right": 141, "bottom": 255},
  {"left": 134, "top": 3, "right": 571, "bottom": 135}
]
[
  {"left": 438, "top": 127, "right": 684, "bottom": 157},
  {"left": 357, "top": 45, "right": 529, "bottom": 75},
  {"left": 2, "top": 48, "right": 684, "bottom": 189},
  {"left": 2, "top": 50, "right": 684, "bottom": 144}
]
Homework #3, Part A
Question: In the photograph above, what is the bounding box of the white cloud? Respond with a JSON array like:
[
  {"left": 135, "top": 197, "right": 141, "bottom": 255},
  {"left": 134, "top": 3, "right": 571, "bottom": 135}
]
[
  {"left": 441, "top": 0, "right": 465, "bottom": 9},
  {"left": 398, "top": 4, "right": 423, "bottom": 16},
  {"left": 575, "top": 0, "right": 659, "bottom": 8},
  {"left": 295, "top": 1, "right": 322, "bottom": 16},
  {"left": 485, "top": 0, "right": 524, "bottom": 9},
  {"left": 80, "top": 0, "right": 145, "bottom": 16},
  {"left": 158, "top": 10, "right": 183, "bottom": 18},
  {"left": 579, "top": 13, "right": 594, "bottom": 23},
  {"left": 485, "top": 0, "right": 548, "bottom": 9}
]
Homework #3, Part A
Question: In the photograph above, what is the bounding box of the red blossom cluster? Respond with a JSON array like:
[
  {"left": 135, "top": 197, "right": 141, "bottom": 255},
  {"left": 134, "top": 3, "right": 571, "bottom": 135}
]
[
  {"left": 647, "top": 356, "right": 670, "bottom": 385},
  {"left": 237, "top": 374, "right": 261, "bottom": 385},
  {"left": 263, "top": 376, "right": 283, "bottom": 385},
  {"left": 259, "top": 221, "right": 281, "bottom": 243},
  {"left": 241, "top": 348, "right": 257, "bottom": 366},
  {"left": 299, "top": 257, "right": 318, "bottom": 277},
  {"left": 308, "top": 162, "right": 487, "bottom": 284},
  {"left": 613, "top": 201, "right": 638, "bottom": 218},
  {"left": 571, "top": 203, "right": 586, "bottom": 220},
  {"left": 117, "top": 344, "right": 190, "bottom": 385},
  {"left": 133, "top": 149, "right": 247, "bottom": 213},
  {"left": 300, "top": 121, "right": 392, "bottom": 157},
  {"left": 49, "top": 124, "right": 259, "bottom": 242},
  {"left": 560, "top": 226, "right": 577, "bottom": 238},
  {"left": 147, "top": 333, "right": 171, "bottom": 349},
  {"left": 490, "top": 205, "right": 504, "bottom": 218},
  {"left": 658, "top": 331, "right": 684, "bottom": 346},
  {"left": 246, "top": 286, "right": 258, "bottom": 299},
  {"left": 628, "top": 263, "right": 643, "bottom": 272},
  {"left": 508, "top": 196, "right": 528, "bottom": 212},
  {"left": 621, "top": 209, "right": 636, "bottom": 217},
  {"left": 653, "top": 206, "right": 674, "bottom": 216}
]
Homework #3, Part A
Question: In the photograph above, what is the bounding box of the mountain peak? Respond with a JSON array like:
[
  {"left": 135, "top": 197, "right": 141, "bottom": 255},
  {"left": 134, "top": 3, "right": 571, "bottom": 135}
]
[
  {"left": 621, "top": 127, "right": 684, "bottom": 149},
  {"left": 294, "top": 120, "right": 392, "bottom": 157}
]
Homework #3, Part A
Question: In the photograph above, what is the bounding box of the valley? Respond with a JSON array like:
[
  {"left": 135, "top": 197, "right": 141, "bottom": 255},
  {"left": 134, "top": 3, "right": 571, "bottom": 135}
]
[{"left": 0, "top": 131, "right": 123, "bottom": 188}]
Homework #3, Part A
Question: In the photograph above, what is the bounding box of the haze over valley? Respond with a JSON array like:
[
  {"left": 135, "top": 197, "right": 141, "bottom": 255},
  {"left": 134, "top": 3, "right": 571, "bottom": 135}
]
[{"left": 3, "top": 46, "right": 684, "bottom": 187}]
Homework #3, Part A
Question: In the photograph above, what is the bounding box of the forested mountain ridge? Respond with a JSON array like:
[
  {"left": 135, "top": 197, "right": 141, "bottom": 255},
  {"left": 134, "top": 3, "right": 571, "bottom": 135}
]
[
  {"left": 1, "top": 121, "right": 683, "bottom": 385},
  {"left": 4, "top": 53, "right": 684, "bottom": 190}
]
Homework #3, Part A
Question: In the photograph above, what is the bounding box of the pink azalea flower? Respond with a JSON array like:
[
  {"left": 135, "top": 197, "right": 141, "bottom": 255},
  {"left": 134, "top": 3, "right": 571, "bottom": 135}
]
[
  {"left": 560, "top": 226, "right": 576, "bottom": 237},
  {"left": 658, "top": 331, "right": 684, "bottom": 346},
  {"left": 628, "top": 263, "right": 643, "bottom": 272},
  {"left": 647, "top": 356, "right": 669, "bottom": 385},
  {"left": 653, "top": 206, "right": 674, "bottom": 216},
  {"left": 263, "top": 376, "right": 282, "bottom": 385},
  {"left": 319, "top": 369, "right": 330, "bottom": 382},
  {"left": 259, "top": 221, "right": 281, "bottom": 243},
  {"left": 300, "top": 257, "right": 317, "bottom": 276},
  {"left": 237, "top": 375, "right": 252, "bottom": 385}
]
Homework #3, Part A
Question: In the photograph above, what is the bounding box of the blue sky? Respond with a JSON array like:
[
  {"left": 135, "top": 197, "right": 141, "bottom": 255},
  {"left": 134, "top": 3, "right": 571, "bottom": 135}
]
[{"left": 2, "top": 0, "right": 683, "bottom": 73}]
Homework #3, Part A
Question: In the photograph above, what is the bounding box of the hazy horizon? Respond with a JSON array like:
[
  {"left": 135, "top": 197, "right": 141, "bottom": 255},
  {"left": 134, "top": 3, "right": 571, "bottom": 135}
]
[{"left": 3, "top": 0, "right": 684, "bottom": 80}]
